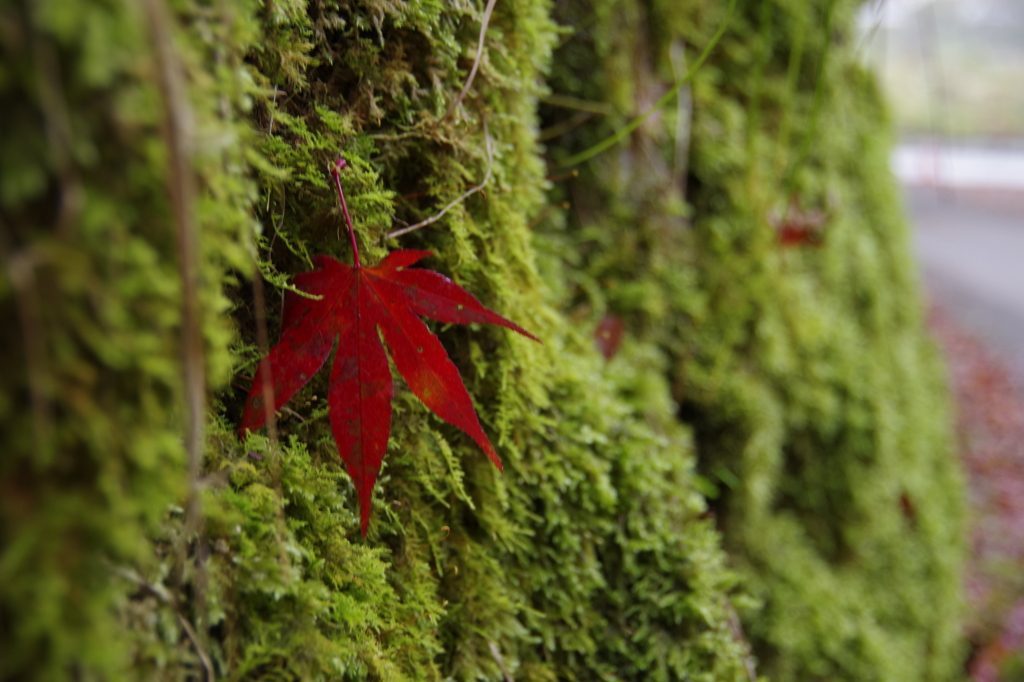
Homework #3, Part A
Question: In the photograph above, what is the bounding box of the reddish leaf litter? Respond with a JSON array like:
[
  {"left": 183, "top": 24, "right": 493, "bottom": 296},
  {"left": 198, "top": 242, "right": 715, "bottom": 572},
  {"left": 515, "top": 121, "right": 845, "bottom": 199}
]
[
  {"left": 768, "top": 199, "right": 829, "bottom": 247},
  {"left": 594, "top": 314, "right": 625, "bottom": 360},
  {"left": 928, "top": 305, "right": 1024, "bottom": 680},
  {"left": 240, "top": 159, "right": 539, "bottom": 535}
]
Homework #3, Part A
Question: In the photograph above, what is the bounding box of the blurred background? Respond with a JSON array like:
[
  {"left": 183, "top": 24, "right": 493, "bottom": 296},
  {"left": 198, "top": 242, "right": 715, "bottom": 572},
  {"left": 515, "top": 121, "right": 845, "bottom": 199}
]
[{"left": 860, "top": 2, "right": 1024, "bottom": 679}]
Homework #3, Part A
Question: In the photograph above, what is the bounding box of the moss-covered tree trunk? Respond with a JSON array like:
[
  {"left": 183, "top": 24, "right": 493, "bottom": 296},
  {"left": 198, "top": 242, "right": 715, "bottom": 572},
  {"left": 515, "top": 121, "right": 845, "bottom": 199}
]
[{"left": 1, "top": 0, "right": 964, "bottom": 681}]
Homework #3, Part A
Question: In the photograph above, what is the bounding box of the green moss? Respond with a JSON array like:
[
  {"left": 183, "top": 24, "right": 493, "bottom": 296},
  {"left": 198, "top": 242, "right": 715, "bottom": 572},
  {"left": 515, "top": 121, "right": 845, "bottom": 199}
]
[
  {"left": 221, "top": 1, "right": 751, "bottom": 679},
  {"left": 540, "top": 0, "right": 966, "bottom": 680},
  {"left": 0, "top": 0, "right": 247, "bottom": 675},
  {"left": 1, "top": 0, "right": 966, "bottom": 679}
]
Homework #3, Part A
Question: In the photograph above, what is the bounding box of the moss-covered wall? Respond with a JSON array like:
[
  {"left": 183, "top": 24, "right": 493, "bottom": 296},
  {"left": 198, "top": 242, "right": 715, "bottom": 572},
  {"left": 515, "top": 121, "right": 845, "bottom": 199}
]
[
  {"left": 0, "top": 0, "right": 964, "bottom": 680},
  {"left": 540, "top": 0, "right": 967, "bottom": 680}
]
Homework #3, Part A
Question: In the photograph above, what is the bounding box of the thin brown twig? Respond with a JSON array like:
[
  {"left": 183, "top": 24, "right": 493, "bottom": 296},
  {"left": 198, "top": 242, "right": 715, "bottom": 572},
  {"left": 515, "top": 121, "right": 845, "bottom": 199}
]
[
  {"left": 251, "top": 240, "right": 296, "bottom": 577},
  {"left": 173, "top": 612, "right": 214, "bottom": 680},
  {"left": 112, "top": 566, "right": 214, "bottom": 682},
  {"left": 268, "top": 83, "right": 278, "bottom": 134},
  {"left": 443, "top": 0, "right": 499, "bottom": 120},
  {"left": 279, "top": 406, "right": 306, "bottom": 423},
  {"left": 252, "top": 270, "right": 279, "bottom": 444},
  {"left": 143, "top": 0, "right": 208, "bottom": 630},
  {"left": 727, "top": 603, "right": 758, "bottom": 682},
  {"left": 386, "top": 120, "right": 493, "bottom": 240},
  {"left": 251, "top": 267, "right": 295, "bottom": 578},
  {"left": 488, "top": 641, "right": 516, "bottom": 682}
]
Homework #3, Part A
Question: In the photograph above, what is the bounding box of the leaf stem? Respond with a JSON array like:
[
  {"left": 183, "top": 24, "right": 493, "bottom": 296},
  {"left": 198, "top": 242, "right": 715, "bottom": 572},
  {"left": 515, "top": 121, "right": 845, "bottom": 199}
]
[{"left": 332, "top": 159, "right": 361, "bottom": 267}]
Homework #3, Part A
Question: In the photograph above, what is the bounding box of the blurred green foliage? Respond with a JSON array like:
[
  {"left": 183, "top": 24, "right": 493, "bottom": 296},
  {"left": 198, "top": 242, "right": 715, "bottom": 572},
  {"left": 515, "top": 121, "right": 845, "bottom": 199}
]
[{"left": 540, "top": 0, "right": 966, "bottom": 680}]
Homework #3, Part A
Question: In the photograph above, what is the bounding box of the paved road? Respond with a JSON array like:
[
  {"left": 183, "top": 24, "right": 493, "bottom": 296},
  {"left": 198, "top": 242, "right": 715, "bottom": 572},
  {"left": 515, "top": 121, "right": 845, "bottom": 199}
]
[
  {"left": 894, "top": 144, "right": 1024, "bottom": 190},
  {"left": 906, "top": 187, "right": 1024, "bottom": 390}
]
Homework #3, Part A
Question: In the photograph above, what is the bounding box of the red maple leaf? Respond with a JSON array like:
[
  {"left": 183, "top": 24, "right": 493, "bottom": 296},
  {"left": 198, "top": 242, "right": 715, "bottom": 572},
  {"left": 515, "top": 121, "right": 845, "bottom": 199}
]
[{"left": 240, "top": 160, "right": 539, "bottom": 535}]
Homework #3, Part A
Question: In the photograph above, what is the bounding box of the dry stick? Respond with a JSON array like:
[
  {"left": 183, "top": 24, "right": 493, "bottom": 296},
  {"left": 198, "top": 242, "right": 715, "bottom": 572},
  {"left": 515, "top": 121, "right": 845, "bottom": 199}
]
[
  {"left": 254, "top": 81, "right": 284, "bottom": 440},
  {"left": 174, "top": 613, "right": 214, "bottom": 679},
  {"left": 251, "top": 179, "right": 293, "bottom": 574},
  {"left": 727, "top": 604, "right": 758, "bottom": 682},
  {"left": 444, "top": 0, "right": 499, "bottom": 120},
  {"left": 251, "top": 266, "right": 294, "bottom": 574},
  {"left": 252, "top": 41, "right": 292, "bottom": 581},
  {"left": 113, "top": 566, "right": 214, "bottom": 681},
  {"left": 280, "top": 406, "right": 306, "bottom": 423},
  {"left": 252, "top": 271, "right": 279, "bottom": 444},
  {"left": 256, "top": 33, "right": 281, "bottom": 445},
  {"left": 268, "top": 84, "right": 278, "bottom": 135},
  {"left": 487, "top": 641, "right": 516, "bottom": 682},
  {"left": 144, "top": 0, "right": 205, "bottom": 538},
  {"left": 143, "top": 1, "right": 210, "bottom": 674},
  {"left": 386, "top": 120, "right": 494, "bottom": 240}
]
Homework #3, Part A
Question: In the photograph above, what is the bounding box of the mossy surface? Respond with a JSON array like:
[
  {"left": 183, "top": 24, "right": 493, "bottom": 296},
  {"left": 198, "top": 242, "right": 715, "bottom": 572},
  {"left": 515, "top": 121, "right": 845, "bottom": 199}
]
[
  {"left": 0, "top": 0, "right": 252, "bottom": 676},
  {"left": 2, "top": 0, "right": 751, "bottom": 679},
  {"left": 540, "top": 0, "right": 967, "bottom": 680},
  {"left": 1, "top": 0, "right": 965, "bottom": 680}
]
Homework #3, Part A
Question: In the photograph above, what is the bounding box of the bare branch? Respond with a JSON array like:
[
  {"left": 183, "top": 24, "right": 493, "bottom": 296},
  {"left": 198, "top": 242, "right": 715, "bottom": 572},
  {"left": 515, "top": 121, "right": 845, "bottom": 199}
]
[
  {"left": 252, "top": 270, "right": 279, "bottom": 445},
  {"left": 727, "top": 603, "right": 758, "bottom": 682},
  {"left": 487, "top": 641, "right": 515, "bottom": 682},
  {"left": 143, "top": 0, "right": 209, "bottom": 628},
  {"left": 112, "top": 566, "right": 214, "bottom": 682},
  {"left": 444, "top": 0, "right": 499, "bottom": 120}
]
